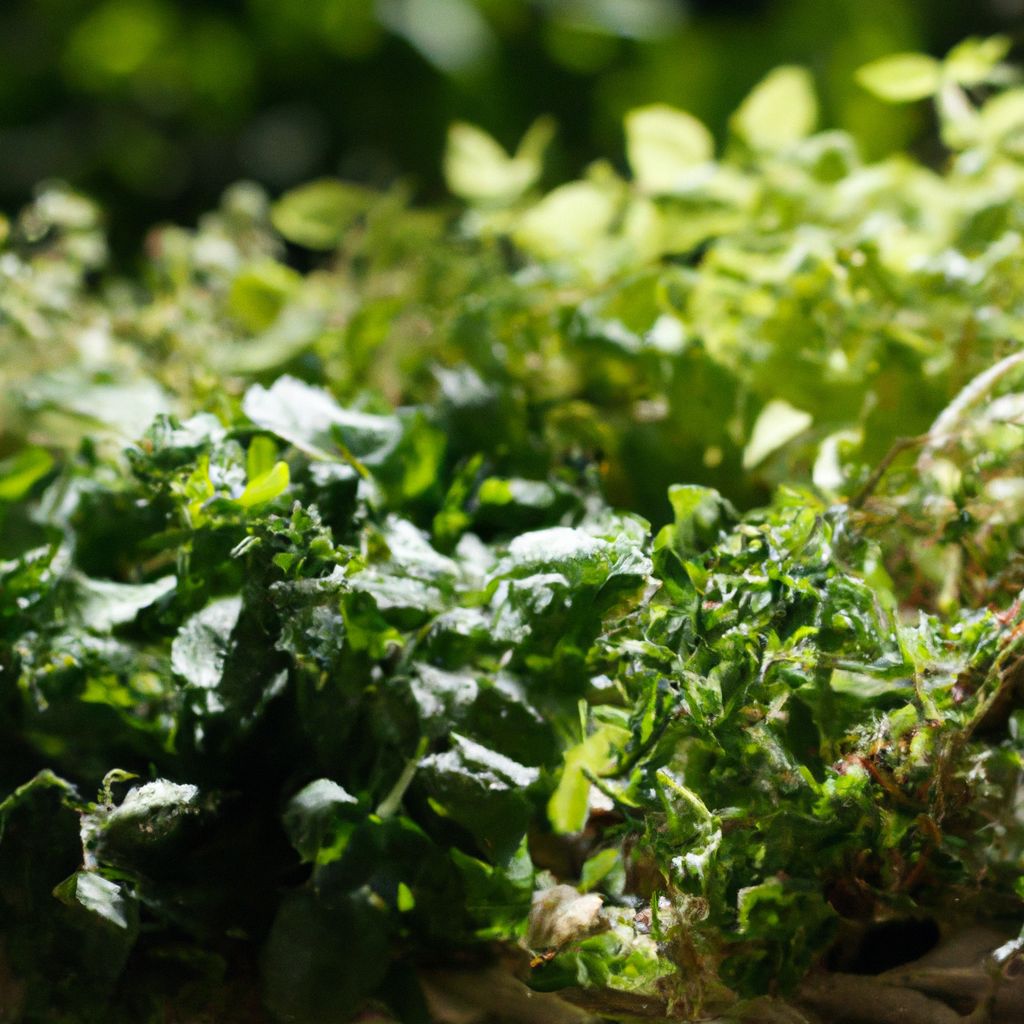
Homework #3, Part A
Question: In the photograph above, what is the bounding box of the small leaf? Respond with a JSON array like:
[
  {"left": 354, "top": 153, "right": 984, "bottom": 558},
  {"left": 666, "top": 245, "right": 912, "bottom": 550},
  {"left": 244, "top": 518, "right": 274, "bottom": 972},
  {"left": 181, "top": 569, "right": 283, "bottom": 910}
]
[
  {"left": 246, "top": 435, "right": 277, "bottom": 482},
  {"left": 732, "top": 66, "right": 817, "bottom": 149},
  {"left": 944, "top": 35, "right": 1011, "bottom": 87},
  {"left": 235, "top": 460, "right": 289, "bottom": 508},
  {"left": 855, "top": 52, "right": 942, "bottom": 103},
  {"left": 743, "top": 400, "right": 813, "bottom": 470},
  {"left": 228, "top": 261, "right": 302, "bottom": 331},
  {"left": 444, "top": 117, "right": 553, "bottom": 206},
  {"left": 0, "top": 446, "right": 53, "bottom": 502},
  {"left": 513, "top": 181, "right": 618, "bottom": 261},
  {"left": 548, "top": 726, "right": 624, "bottom": 834},
  {"left": 580, "top": 848, "right": 619, "bottom": 893},
  {"left": 53, "top": 871, "right": 136, "bottom": 931},
  {"left": 625, "top": 104, "right": 714, "bottom": 192},
  {"left": 271, "top": 179, "right": 376, "bottom": 250},
  {"left": 397, "top": 881, "right": 416, "bottom": 912},
  {"left": 283, "top": 779, "right": 359, "bottom": 863}
]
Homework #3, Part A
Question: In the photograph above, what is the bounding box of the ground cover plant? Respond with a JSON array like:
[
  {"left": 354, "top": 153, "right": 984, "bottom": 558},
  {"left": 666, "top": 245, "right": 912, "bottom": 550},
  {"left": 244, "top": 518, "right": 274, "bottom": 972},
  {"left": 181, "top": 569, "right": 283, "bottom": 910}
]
[{"left": 6, "top": 40, "right": 1024, "bottom": 1023}]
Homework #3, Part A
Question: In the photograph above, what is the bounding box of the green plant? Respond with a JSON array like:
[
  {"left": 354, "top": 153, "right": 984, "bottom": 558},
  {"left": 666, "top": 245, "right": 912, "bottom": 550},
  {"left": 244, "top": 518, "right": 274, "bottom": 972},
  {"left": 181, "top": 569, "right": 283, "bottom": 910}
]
[{"left": 4, "top": 42, "right": 1024, "bottom": 1023}]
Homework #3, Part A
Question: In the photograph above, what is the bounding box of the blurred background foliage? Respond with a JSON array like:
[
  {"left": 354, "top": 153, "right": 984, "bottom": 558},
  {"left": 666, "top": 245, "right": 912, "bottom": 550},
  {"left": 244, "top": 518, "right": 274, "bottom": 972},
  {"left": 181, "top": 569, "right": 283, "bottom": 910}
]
[{"left": 0, "top": 0, "right": 1020, "bottom": 254}]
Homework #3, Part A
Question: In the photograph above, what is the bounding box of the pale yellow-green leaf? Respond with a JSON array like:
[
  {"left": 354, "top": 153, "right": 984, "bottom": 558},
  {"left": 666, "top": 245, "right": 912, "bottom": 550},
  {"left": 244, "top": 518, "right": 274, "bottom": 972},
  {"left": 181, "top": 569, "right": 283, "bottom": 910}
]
[
  {"left": 513, "top": 181, "right": 618, "bottom": 261},
  {"left": 235, "top": 460, "right": 289, "bottom": 508},
  {"left": 271, "top": 179, "right": 376, "bottom": 250},
  {"left": 732, "top": 66, "right": 817, "bottom": 149},
  {"left": 246, "top": 435, "right": 278, "bottom": 482},
  {"left": 855, "top": 52, "right": 942, "bottom": 103},
  {"left": 944, "top": 35, "right": 1011, "bottom": 87},
  {"left": 625, "top": 103, "right": 714, "bottom": 193},
  {"left": 743, "top": 400, "right": 813, "bottom": 470},
  {"left": 444, "top": 118, "right": 552, "bottom": 206},
  {"left": 547, "top": 726, "right": 624, "bottom": 833},
  {"left": 980, "top": 88, "right": 1024, "bottom": 145}
]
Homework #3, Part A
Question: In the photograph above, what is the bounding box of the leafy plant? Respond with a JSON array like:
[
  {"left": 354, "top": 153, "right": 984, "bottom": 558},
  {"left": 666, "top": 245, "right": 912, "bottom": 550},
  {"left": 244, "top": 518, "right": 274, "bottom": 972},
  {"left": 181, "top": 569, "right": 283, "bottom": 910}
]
[{"left": 5, "top": 41, "right": 1024, "bottom": 1024}]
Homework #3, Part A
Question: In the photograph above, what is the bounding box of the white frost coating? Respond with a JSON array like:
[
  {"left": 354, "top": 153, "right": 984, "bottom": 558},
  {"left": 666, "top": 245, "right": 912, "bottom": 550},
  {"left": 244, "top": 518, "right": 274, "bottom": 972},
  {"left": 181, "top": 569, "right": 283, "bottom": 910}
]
[
  {"left": 503, "top": 527, "right": 604, "bottom": 569},
  {"left": 110, "top": 780, "right": 199, "bottom": 822},
  {"left": 242, "top": 375, "right": 399, "bottom": 461},
  {"left": 425, "top": 733, "right": 539, "bottom": 790},
  {"left": 290, "top": 778, "right": 357, "bottom": 813},
  {"left": 75, "top": 573, "right": 176, "bottom": 632},
  {"left": 170, "top": 595, "right": 242, "bottom": 690},
  {"left": 71, "top": 872, "right": 132, "bottom": 930}
]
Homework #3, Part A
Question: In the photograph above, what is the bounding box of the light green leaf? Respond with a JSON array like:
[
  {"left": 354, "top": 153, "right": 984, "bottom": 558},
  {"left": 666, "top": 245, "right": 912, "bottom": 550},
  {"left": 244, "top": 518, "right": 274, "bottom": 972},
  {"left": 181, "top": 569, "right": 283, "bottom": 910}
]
[
  {"left": 0, "top": 446, "right": 53, "bottom": 502},
  {"left": 548, "top": 726, "right": 625, "bottom": 834},
  {"left": 246, "top": 435, "right": 278, "bottom": 482},
  {"left": 732, "top": 66, "right": 817, "bottom": 149},
  {"left": 271, "top": 179, "right": 376, "bottom": 250},
  {"left": 980, "top": 87, "right": 1024, "bottom": 145},
  {"left": 625, "top": 104, "right": 714, "bottom": 192},
  {"left": 944, "top": 35, "right": 1011, "bottom": 87},
  {"left": 743, "top": 400, "right": 813, "bottom": 470},
  {"left": 513, "top": 181, "right": 618, "bottom": 260},
  {"left": 444, "top": 117, "right": 553, "bottom": 206},
  {"left": 580, "top": 848, "right": 619, "bottom": 893},
  {"left": 855, "top": 52, "right": 942, "bottom": 103},
  {"left": 235, "top": 460, "right": 289, "bottom": 508},
  {"left": 228, "top": 261, "right": 302, "bottom": 331}
]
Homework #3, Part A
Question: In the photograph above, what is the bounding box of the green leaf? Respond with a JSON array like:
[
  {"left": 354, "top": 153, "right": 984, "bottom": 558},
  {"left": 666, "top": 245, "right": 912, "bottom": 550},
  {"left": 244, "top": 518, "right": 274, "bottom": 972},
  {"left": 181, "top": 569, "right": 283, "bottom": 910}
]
[
  {"left": 271, "top": 179, "right": 376, "bottom": 250},
  {"left": 444, "top": 117, "right": 553, "bottom": 206},
  {"left": 742, "top": 400, "right": 813, "bottom": 470},
  {"left": 72, "top": 573, "right": 176, "bottom": 632},
  {"left": 944, "top": 35, "right": 1011, "bottom": 87},
  {"left": 419, "top": 734, "right": 538, "bottom": 864},
  {"left": 171, "top": 596, "right": 242, "bottom": 692},
  {"left": 228, "top": 260, "right": 303, "bottom": 331},
  {"left": 0, "top": 446, "right": 53, "bottom": 502},
  {"left": 243, "top": 375, "right": 401, "bottom": 464},
  {"left": 53, "top": 871, "right": 137, "bottom": 932},
  {"left": 513, "top": 181, "right": 618, "bottom": 261},
  {"left": 855, "top": 52, "right": 942, "bottom": 103},
  {"left": 579, "top": 847, "right": 619, "bottom": 893},
  {"left": 235, "top": 459, "right": 289, "bottom": 508},
  {"left": 732, "top": 66, "right": 817, "bottom": 148},
  {"left": 283, "top": 779, "right": 360, "bottom": 863},
  {"left": 548, "top": 726, "right": 625, "bottom": 834},
  {"left": 625, "top": 104, "right": 714, "bottom": 192},
  {"left": 262, "top": 888, "right": 391, "bottom": 1024},
  {"left": 660, "top": 484, "right": 735, "bottom": 560}
]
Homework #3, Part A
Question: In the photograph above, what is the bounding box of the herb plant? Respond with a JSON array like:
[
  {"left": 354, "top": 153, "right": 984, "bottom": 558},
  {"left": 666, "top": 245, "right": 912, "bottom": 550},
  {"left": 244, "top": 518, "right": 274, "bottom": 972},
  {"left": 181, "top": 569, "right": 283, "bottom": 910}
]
[{"left": 4, "top": 41, "right": 1024, "bottom": 1024}]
